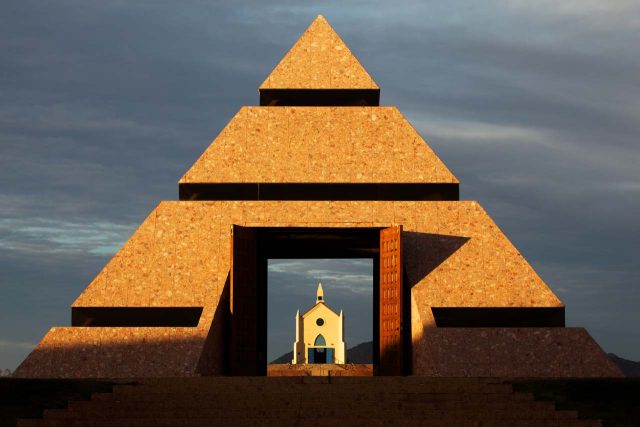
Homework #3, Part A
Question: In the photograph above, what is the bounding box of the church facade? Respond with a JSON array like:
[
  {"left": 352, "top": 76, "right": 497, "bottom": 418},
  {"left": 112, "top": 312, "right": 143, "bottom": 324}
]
[
  {"left": 14, "top": 16, "right": 621, "bottom": 378},
  {"left": 293, "top": 283, "right": 346, "bottom": 365}
]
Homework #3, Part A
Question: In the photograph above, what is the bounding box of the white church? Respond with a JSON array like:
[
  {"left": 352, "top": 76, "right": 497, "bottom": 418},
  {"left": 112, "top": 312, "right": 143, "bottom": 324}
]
[{"left": 292, "top": 283, "right": 346, "bottom": 364}]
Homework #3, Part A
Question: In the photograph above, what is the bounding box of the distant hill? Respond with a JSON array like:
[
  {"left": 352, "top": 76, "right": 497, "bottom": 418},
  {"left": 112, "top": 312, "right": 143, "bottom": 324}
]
[
  {"left": 609, "top": 354, "right": 640, "bottom": 377},
  {"left": 270, "top": 341, "right": 373, "bottom": 364},
  {"left": 346, "top": 341, "right": 372, "bottom": 364},
  {"left": 271, "top": 351, "right": 294, "bottom": 364}
]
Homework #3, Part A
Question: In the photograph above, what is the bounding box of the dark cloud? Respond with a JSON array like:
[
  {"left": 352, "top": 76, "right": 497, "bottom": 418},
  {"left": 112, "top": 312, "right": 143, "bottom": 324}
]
[
  {"left": 1, "top": 1, "right": 638, "bottom": 368},
  {"left": 0, "top": 246, "right": 108, "bottom": 368}
]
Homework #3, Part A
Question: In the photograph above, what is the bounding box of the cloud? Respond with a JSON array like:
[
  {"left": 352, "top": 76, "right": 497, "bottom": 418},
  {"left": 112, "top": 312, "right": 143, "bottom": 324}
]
[
  {"left": 0, "top": 218, "right": 135, "bottom": 256},
  {"left": 269, "top": 259, "right": 374, "bottom": 297},
  {"left": 414, "top": 119, "right": 549, "bottom": 146},
  {"left": 0, "top": 340, "right": 37, "bottom": 351},
  {"left": 506, "top": 1, "right": 640, "bottom": 29}
]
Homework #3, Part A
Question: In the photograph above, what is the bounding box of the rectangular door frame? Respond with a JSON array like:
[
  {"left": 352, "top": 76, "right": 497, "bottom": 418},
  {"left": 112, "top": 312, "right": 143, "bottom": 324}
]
[{"left": 229, "top": 226, "right": 406, "bottom": 375}]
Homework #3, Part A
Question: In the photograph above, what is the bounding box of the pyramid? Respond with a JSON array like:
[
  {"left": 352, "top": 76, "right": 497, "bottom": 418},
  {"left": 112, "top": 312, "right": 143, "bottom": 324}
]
[
  {"left": 260, "top": 15, "right": 378, "bottom": 90},
  {"left": 259, "top": 16, "right": 380, "bottom": 106},
  {"left": 14, "top": 16, "right": 621, "bottom": 379}
]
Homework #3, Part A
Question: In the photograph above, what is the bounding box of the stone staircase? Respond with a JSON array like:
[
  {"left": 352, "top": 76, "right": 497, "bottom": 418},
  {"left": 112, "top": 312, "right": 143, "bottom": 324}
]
[{"left": 18, "top": 377, "right": 601, "bottom": 426}]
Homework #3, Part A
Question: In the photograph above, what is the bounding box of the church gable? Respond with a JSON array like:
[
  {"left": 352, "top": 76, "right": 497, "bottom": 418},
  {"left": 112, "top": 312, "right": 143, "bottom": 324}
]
[{"left": 303, "top": 301, "right": 339, "bottom": 320}]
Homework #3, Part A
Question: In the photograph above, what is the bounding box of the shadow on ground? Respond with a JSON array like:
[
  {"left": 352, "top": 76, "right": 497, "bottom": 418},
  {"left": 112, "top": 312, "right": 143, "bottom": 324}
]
[{"left": 0, "top": 378, "right": 121, "bottom": 427}]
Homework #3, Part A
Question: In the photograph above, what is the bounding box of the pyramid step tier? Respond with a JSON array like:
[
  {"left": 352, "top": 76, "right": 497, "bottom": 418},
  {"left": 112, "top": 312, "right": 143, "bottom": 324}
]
[{"left": 179, "top": 107, "right": 459, "bottom": 190}]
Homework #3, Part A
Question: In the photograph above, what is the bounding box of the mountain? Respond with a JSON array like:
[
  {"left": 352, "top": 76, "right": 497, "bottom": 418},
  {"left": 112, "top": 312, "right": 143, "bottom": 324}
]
[
  {"left": 270, "top": 341, "right": 373, "bottom": 364},
  {"left": 346, "top": 341, "right": 372, "bottom": 364},
  {"left": 608, "top": 354, "right": 640, "bottom": 377},
  {"left": 271, "top": 351, "right": 294, "bottom": 364}
]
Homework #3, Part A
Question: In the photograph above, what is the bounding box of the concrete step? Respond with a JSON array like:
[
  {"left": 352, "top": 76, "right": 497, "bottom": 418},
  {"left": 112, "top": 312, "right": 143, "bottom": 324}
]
[
  {"left": 16, "top": 377, "right": 603, "bottom": 427},
  {"left": 18, "top": 417, "right": 603, "bottom": 427},
  {"left": 107, "top": 391, "right": 519, "bottom": 402},
  {"left": 54, "top": 397, "right": 555, "bottom": 415},
  {"left": 42, "top": 408, "right": 579, "bottom": 422},
  {"left": 43, "top": 392, "right": 574, "bottom": 419},
  {"left": 120, "top": 377, "right": 504, "bottom": 388},
  {"left": 87, "top": 391, "right": 536, "bottom": 407},
  {"left": 110, "top": 382, "right": 515, "bottom": 396},
  {"left": 109, "top": 378, "right": 504, "bottom": 386}
]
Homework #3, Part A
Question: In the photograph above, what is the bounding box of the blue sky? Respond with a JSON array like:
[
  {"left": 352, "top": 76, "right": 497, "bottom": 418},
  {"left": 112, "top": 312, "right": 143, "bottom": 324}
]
[{"left": 1, "top": 1, "right": 639, "bottom": 370}]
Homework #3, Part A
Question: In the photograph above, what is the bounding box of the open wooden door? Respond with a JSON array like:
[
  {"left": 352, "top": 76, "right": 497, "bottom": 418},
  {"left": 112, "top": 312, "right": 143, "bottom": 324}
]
[
  {"left": 230, "top": 225, "right": 258, "bottom": 375},
  {"left": 379, "top": 225, "right": 403, "bottom": 375}
]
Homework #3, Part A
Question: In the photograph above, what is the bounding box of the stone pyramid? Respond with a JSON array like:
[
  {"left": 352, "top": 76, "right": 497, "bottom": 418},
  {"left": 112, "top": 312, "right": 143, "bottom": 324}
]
[
  {"left": 260, "top": 15, "right": 378, "bottom": 90},
  {"left": 14, "top": 16, "right": 621, "bottom": 379}
]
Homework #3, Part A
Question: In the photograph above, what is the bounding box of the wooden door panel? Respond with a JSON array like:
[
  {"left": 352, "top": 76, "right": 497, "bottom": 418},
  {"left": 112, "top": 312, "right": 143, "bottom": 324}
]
[
  {"left": 379, "top": 225, "right": 403, "bottom": 375},
  {"left": 230, "top": 225, "right": 258, "bottom": 375}
]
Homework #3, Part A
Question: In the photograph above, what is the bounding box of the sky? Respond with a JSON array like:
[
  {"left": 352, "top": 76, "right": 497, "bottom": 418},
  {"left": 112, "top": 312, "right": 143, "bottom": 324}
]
[{"left": 1, "top": 1, "right": 639, "bottom": 370}]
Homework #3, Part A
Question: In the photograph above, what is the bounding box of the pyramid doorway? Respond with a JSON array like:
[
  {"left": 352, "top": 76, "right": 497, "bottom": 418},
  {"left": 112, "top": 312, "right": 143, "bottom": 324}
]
[
  {"left": 267, "top": 259, "right": 371, "bottom": 370},
  {"left": 230, "top": 226, "right": 406, "bottom": 376}
]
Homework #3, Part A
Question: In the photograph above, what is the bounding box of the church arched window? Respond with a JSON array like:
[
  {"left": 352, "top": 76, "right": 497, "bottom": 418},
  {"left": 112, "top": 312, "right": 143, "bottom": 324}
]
[{"left": 314, "top": 334, "right": 326, "bottom": 346}]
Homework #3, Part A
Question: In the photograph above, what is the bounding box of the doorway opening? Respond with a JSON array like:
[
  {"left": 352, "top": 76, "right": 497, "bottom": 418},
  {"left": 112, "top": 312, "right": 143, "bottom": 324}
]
[
  {"left": 309, "top": 347, "right": 328, "bottom": 363},
  {"left": 229, "top": 226, "right": 405, "bottom": 376},
  {"left": 267, "top": 258, "right": 374, "bottom": 368}
]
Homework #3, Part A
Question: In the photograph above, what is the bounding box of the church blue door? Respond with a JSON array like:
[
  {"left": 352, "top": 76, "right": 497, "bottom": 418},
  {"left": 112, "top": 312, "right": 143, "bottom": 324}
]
[
  {"left": 326, "top": 348, "right": 334, "bottom": 363},
  {"left": 308, "top": 347, "right": 334, "bottom": 364}
]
